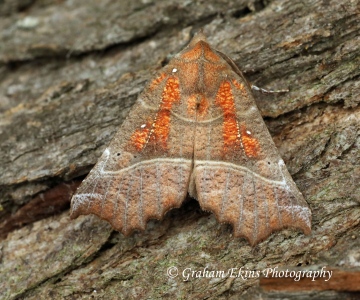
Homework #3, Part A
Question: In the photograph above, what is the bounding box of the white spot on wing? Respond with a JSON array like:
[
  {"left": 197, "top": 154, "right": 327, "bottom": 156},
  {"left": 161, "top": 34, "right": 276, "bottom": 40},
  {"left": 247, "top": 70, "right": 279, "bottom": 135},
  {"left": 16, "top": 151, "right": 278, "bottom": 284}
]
[
  {"left": 246, "top": 130, "right": 251, "bottom": 135},
  {"left": 172, "top": 68, "right": 177, "bottom": 73},
  {"left": 141, "top": 124, "right": 146, "bottom": 128}
]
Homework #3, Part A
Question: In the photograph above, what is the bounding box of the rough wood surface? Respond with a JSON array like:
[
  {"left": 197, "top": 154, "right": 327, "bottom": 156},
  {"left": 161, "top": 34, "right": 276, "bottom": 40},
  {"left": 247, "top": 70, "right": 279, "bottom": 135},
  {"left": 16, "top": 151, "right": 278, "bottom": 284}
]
[{"left": 0, "top": 0, "right": 359, "bottom": 299}]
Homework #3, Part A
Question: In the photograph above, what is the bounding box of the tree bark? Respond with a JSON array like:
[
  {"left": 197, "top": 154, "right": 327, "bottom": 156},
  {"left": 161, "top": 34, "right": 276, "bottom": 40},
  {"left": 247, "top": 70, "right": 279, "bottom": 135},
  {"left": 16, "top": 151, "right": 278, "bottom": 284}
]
[{"left": 0, "top": 0, "right": 359, "bottom": 299}]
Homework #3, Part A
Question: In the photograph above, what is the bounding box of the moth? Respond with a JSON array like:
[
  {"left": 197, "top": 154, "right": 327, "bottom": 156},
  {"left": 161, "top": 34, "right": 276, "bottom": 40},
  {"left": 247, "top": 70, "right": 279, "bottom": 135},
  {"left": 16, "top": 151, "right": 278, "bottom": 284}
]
[{"left": 70, "top": 31, "right": 311, "bottom": 245}]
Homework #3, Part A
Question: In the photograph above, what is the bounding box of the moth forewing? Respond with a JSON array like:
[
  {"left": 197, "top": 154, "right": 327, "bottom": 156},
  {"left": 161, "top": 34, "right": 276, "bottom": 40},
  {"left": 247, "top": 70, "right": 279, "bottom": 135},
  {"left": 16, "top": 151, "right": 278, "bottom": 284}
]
[{"left": 71, "top": 31, "right": 311, "bottom": 245}]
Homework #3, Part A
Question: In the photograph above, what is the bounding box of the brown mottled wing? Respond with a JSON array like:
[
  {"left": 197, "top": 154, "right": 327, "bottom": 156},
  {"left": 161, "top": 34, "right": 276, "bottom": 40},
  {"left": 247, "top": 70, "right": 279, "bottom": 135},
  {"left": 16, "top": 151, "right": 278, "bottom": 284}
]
[
  {"left": 70, "top": 64, "right": 196, "bottom": 235},
  {"left": 71, "top": 31, "right": 311, "bottom": 244},
  {"left": 190, "top": 40, "right": 311, "bottom": 245}
]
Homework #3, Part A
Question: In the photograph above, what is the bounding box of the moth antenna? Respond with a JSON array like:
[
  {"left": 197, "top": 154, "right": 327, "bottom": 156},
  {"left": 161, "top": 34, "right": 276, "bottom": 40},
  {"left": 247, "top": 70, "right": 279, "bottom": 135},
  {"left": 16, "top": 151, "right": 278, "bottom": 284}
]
[{"left": 251, "top": 84, "right": 289, "bottom": 94}]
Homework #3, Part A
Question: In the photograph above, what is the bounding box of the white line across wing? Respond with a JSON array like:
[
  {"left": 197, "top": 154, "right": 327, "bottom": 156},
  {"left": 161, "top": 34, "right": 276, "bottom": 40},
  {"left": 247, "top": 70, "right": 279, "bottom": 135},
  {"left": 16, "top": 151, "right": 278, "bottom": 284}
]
[
  {"left": 138, "top": 98, "right": 256, "bottom": 124},
  {"left": 98, "top": 149, "right": 288, "bottom": 187},
  {"left": 194, "top": 161, "right": 287, "bottom": 186},
  {"left": 99, "top": 157, "right": 192, "bottom": 175},
  {"left": 139, "top": 98, "right": 222, "bottom": 123}
]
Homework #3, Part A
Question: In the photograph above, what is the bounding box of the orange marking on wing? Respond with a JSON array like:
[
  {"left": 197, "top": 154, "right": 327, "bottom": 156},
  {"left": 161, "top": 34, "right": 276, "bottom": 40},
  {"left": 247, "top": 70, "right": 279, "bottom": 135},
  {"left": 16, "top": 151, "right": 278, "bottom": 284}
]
[
  {"left": 181, "top": 62, "right": 199, "bottom": 89},
  {"left": 240, "top": 123, "right": 260, "bottom": 157},
  {"left": 232, "top": 79, "right": 244, "bottom": 90},
  {"left": 187, "top": 94, "right": 197, "bottom": 116},
  {"left": 215, "top": 82, "right": 236, "bottom": 116},
  {"left": 198, "top": 96, "right": 209, "bottom": 117},
  {"left": 222, "top": 115, "right": 239, "bottom": 147},
  {"left": 152, "top": 76, "right": 181, "bottom": 149},
  {"left": 232, "top": 79, "right": 248, "bottom": 97},
  {"left": 187, "top": 94, "right": 209, "bottom": 117},
  {"left": 203, "top": 43, "right": 220, "bottom": 62},
  {"left": 130, "top": 122, "right": 151, "bottom": 151},
  {"left": 181, "top": 41, "right": 220, "bottom": 63},
  {"left": 130, "top": 77, "right": 180, "bottom": 151},
  {"left": 215, "top": 81, "right": 240, "bottom": 153},
  {"left": 152, "top": 109, "right": 171, "bottom": 149},
  {"left": 149, "top": 73, "right": 167, "bottom": 90},
  {"left": 159, "top": 77, "right": 180, "bottom": 110},
  {"left": 180, "top": 42, "right": 203, "bottom": 60}
]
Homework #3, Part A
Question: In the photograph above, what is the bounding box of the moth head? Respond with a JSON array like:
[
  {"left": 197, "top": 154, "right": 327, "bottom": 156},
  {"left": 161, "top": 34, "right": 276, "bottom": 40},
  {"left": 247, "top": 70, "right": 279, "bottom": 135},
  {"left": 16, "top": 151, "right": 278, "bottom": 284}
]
[{"left": 188, "top": 30, "right": 208, "bottom": 47}]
